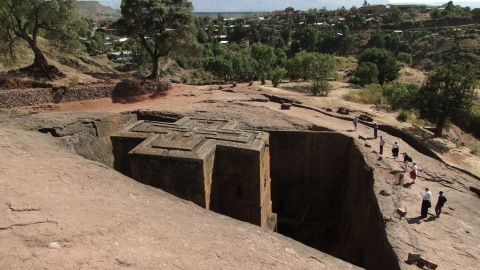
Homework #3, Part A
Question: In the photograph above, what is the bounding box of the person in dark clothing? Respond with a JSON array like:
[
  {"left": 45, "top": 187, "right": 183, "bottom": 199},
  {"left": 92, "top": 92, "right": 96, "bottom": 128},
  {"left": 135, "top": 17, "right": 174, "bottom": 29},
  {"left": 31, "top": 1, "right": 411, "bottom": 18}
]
[
  {"left": 420, "top": 187, "right": 432, "bottom": 218},
  {"left": 403, "top": 152, "right": 412, "bottom": 172},
  {"left": 435, "top": 191, "right": 447, "bottom": 217},
  {"left": 373, "top": 122, "right": 378, "bottom": 139},
  {"left": 392, "top": 141, "right": 399, "bottom": 159}
]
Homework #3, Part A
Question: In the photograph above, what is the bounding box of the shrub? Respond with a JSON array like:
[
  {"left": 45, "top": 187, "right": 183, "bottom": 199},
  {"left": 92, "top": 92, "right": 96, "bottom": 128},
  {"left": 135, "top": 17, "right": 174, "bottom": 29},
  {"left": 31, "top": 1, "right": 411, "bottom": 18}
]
[
  {"left": 397, "top": 52, "right": 413, "bottom": 65},
  {"left": 397, "top": 110, "right": 411, "bottom": 122},
  {"left": 271, "top": 68, "right": 287, "bottom": 87},
  {"left": 311, "top": 80, "right": 332, "bottom": 96},
  {"left": 382, "top": 82, "right": 419, "bottom": 110},
  {"left": 68, "top": 76, "right": 79, "bottom": 86}
]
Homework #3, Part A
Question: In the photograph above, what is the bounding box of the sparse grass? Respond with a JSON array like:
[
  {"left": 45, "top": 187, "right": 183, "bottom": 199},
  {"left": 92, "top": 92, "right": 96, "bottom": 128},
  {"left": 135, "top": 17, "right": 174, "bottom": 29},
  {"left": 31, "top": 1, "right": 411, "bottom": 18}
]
[
  {"left": 336, "top": 56, "right": 357, "bottom": 71},
  {"left": 344, "top": 84, "right": 384, "bottom": 104}
]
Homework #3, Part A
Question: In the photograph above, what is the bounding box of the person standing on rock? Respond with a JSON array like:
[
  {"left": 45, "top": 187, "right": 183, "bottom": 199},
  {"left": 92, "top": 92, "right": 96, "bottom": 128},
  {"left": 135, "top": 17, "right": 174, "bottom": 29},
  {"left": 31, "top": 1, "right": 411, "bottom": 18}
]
[
  {"left": 392, "top": 141, "right": 399, "bottom": 159},
  {"left": 420, "top": 187, "right": 432, "bottom": 218},
  {"left": 373, "top": 122, "right": 378, "bottom": 139},
  {"left": 353, "top": 116, "right": 358, "bottom": 131},
  {"left": 403, "top": 152, "right": 412, "bottom": 172},
  {"left": 435, "top": 191, "right": 447, "bottom": 217},
  {"left": 379, "top": 136, "right": 385, "bottom": 155},
  {"left": 410, "top": 162, "right": 418, "bottom": 184}
]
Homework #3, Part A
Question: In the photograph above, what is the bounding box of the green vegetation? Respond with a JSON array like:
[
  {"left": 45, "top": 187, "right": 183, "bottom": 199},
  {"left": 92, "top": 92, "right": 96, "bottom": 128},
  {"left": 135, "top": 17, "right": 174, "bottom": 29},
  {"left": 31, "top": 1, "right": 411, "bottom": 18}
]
[
  {"left": 0, "top": 0, "right": 86, "bottom": 76},
  {"left": 356, "top": 48, "right": 400, "bottom": 85},
  {"left": 417, "top": 64, "right": 478, "bottom": 137},
  {"left": 382, "top": 82, "right": 419, "bottom": 110},
  {"left": 118, "top": 0, "right": 196, "bottom": 79}
]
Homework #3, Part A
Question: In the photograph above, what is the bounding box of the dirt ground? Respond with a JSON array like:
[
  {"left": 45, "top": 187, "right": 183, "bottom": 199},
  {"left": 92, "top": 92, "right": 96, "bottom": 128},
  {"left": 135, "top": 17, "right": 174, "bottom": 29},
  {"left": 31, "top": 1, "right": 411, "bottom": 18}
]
[{"left": 2, "top": 80, "right": 480, "bottom": 269}]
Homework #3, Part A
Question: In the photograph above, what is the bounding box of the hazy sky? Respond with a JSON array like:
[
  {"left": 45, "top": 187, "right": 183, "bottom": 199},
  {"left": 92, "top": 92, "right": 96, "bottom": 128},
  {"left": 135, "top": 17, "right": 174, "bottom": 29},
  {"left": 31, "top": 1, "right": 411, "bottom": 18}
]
[{"left": 96, "top": 0, "right": 480, "bottom": 11}]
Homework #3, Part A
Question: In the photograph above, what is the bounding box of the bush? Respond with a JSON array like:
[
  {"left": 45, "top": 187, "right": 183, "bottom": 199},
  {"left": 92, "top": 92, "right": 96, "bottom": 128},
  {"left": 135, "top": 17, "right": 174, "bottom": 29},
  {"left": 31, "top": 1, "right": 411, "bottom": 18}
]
[
  {"left": 382, "top": 82, "right": 419, "bottom": 110},
  {"left": 471, "top": 146, "right": 478, "bottom": 155},
  {"left": 397, "top": 110, "right": 411, "bottom": 122},
  {"left": 311, "top": 80, "right": 332, "bottom": 96},
  {"left": 343, "top": 91, "right": 363, "bottom": 103},
  {"left": 271, "top": 68, "right": 287, "bottom": 87},
  {"left": 397, "top": 52, "right": 413, "bottom": 65},
  {"left": 68, "top": 76, "right": 79, "bottom": 86},
  {"left": 175, "top": 56, "right": 188, "bottom": 69}
]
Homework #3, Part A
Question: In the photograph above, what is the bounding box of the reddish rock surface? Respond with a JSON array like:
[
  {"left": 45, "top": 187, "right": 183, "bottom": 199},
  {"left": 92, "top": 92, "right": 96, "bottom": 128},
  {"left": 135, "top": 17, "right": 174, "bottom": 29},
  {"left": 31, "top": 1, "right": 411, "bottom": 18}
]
[{"left": 1, "top": 81, "right": 479, "bottom": 269}]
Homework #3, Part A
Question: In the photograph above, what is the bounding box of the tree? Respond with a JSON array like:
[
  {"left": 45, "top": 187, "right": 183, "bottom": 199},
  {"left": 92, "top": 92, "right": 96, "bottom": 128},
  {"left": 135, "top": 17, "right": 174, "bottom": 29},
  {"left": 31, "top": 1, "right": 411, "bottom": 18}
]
[
  {"left": 358, "top": 48, "right": 400, "bottom": 85},
  {"left": 120, "top": 0, "right": 195, "bottom": 79},
  {"left": 250, "top": 43, "right": 276, "bottom": 84},
  {"left": 352, "top": 62, "right": 378, "bottom": 86},
  {"left": 0, "top": 0, "right": 84, "bottom": 77},
  {"left": 382, "top": 81, "right": 419, "bottom": 110},
  {"left": 417, "top": 64, "right": 477, "bottom": 137},
  {"left": 287, "top": 51, "right": 336, "bottom": 96},
  {"left": 271, "top": 67, "right": 287, "bottom": 87},
  {"left": 396, "top": 52, "right": 413, "bottom": 66}
]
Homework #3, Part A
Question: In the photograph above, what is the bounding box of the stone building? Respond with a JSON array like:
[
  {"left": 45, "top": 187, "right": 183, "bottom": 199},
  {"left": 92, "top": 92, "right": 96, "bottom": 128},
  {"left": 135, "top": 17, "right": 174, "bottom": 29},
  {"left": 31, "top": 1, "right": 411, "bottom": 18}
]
[{"left": 111, "top": 117, "right": 275, "bottom": 230}]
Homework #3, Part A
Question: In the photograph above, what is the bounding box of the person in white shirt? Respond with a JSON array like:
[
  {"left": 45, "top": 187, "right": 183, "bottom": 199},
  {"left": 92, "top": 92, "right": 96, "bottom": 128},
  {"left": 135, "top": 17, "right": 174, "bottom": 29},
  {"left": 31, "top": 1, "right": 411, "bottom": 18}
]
[
  {"left": 379, "top": 136, "right": 385, "bottom": 155},
  {"left": 410, "top": 163, "right": 418, "bottom": 184},
  {"left": 420, "top": 187, "right": 432, "bottom": 218}
]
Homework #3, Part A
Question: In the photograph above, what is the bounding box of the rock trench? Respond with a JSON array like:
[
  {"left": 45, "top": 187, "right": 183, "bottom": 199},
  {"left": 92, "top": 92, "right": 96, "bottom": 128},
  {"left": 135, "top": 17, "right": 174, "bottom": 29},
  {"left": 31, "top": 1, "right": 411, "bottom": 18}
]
[{"left": 38, "top": 111, "right": 401, "bottom": 270}]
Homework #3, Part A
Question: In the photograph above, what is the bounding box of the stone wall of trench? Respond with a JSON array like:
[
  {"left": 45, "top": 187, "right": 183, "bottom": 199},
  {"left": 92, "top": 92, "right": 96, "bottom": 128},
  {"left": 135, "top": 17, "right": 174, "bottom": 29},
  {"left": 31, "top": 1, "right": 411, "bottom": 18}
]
[{"left": 269, "top": 130, "right": 400, "bottom": 270}]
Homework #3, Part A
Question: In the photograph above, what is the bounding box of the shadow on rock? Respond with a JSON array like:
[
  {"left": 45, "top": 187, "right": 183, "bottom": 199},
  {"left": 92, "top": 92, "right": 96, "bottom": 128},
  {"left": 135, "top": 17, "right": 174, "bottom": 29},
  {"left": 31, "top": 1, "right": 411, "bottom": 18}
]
[{"left": 406, "top": 216, "right": 423, "bottom": 224}]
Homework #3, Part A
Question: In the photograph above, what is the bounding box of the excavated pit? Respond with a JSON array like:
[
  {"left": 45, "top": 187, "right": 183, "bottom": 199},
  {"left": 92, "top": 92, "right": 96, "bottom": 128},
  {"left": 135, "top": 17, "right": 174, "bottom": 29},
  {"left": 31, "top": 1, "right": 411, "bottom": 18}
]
[
  {"left": 39, "top": 113, "right": 400, "bottom": 270},
  {"left": 269, "top": 131, "right": 399, "bottom": 270}
]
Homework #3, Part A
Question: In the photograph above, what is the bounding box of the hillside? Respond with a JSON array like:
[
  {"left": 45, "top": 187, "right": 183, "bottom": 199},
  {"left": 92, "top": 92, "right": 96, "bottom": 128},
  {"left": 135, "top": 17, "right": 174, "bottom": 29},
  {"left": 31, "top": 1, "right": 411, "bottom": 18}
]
[{"left": 77, "top": 0, "right": 121, "bottom": 21}]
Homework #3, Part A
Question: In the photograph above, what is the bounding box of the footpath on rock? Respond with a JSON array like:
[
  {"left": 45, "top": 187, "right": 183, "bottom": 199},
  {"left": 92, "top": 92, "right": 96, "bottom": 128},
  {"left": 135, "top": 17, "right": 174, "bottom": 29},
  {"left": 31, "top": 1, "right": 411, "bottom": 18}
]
[{"left": 1, "top": 81, "right": 479, "bottom": 269}]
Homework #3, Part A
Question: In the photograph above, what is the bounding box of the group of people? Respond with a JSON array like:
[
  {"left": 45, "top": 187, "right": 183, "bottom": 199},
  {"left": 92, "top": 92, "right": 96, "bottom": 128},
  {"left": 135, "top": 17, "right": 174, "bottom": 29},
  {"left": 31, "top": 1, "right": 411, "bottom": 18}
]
[
  {"left": 421, "top": 188, "right": 448, "bottom": 218},
  {"left": 370, "top": 121, "right": 448, "bottom": 219},
  {"left": 379, "top": 134, "right": 417, "bottom": 183}
]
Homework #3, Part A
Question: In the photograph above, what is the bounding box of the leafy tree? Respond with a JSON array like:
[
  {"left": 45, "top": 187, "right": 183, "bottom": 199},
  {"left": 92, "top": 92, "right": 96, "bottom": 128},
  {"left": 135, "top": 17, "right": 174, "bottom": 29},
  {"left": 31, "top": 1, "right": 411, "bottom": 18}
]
[
  {"left": 382, "top": 81, "right": 419, "bottom": 110},
  {"left": 271, "top": 67, "right": 287, "bottom": 87},
  {"left": 120, "top": 0, "right": 195, "bottom": 79},
  {"left": 0, "top": 0, "right": 85, "bottom": 76},
  {"left": 250, "top": 43, "right": 276, "bottom": 83},
  {"left": 358, "top": 48, "right": 400, "bottom": 85},
  {"left": 385, "top": 33, "right": 401, "bottom": 53},
  {"left": 352, "top": 62, "right": 378, "bottom": 86},
  {"left": 287, "top": 51, "right": 336, "bottom": 96},
  {"left": 367, "top": 29, "right": 386, "bottom": 48},
  {"left": 417, "top": 64, "right": 478, "bottom": 137},
  {"left": 299, "top": 26, "right": 318, "bottom": 52},
  {"left": 383, "top": 7, "right": 404, "bottom": 26},
  {"left": 203, "top": 55, "right": 233, "bottom": 82}
]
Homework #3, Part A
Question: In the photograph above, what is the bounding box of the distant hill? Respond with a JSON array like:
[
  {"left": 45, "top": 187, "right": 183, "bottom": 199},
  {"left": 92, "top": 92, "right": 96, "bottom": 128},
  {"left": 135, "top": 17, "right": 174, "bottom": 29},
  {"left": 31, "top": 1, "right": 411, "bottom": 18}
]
[{"left": 77, "top": 1, "right": 121, "bottom": 21}]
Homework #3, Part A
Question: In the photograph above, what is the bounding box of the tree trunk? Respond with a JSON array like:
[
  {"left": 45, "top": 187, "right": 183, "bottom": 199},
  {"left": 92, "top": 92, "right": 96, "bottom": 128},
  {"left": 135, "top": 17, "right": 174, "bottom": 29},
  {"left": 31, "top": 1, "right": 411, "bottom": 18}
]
[
  {"left": 149, "top": 54, "right": 160, "bottom": 79},
  {"left": 435, "top": 114, "right": 447, "bottom": 137},
  {"left": 32, "top": 45, "right": 50, "bottom": 72}
]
